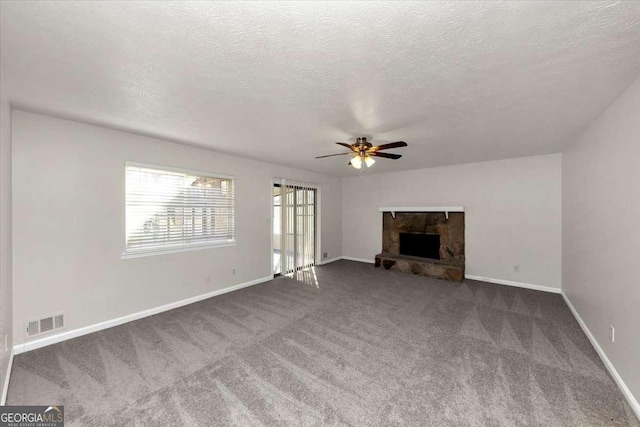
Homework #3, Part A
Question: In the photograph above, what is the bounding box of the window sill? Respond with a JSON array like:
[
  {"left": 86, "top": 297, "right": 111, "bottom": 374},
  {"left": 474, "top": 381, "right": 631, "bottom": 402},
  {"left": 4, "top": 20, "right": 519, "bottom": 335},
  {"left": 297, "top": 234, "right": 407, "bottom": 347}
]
[{"left": 121, "top": 241, "right": 237, "bottom": 259}]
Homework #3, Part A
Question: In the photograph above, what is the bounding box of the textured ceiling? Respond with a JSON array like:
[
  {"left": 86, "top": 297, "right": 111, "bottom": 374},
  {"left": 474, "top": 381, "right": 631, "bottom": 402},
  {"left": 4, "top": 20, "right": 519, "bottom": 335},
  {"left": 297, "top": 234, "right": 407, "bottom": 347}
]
[{"left": 2, "top": 1, "right": 640, "bottom": 176}]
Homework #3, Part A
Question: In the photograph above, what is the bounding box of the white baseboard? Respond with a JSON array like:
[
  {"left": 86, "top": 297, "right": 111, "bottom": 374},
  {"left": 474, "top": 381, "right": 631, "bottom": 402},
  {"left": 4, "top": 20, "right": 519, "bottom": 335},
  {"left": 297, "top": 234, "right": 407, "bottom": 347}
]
[
  {"left": 1, "top": 350, "right": 14, "bottom": 405},
  {"left": 340, "top": 256, "right": 375, "bottom": 264},
  {"left": 465, "top": 274, "right": 560, "bottom": 294},
  {"left": 561, "top": 291, "right": 640, "bottom": 419},
  {"left": 13, "top": 275, "right": 273, "bottom": 356},
  {"left": 328, "top": 261, "right": 560, "bottom": 293},
  {"left": 319, "top": 256, "right": 342, "bottom": 265}
]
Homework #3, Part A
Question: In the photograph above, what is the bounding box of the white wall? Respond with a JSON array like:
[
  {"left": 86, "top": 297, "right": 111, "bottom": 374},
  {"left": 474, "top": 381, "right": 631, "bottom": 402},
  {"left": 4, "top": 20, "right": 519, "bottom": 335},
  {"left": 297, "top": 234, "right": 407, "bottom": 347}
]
[
  {"left": 563, "top": 76, "right": 640, "bottom": 403},
  {"left": 11, "top": 110, "right": 342, "bottom": 346},
  {"left": 0, "top": 74, "right": 13, "bottom": 399},
  {"left": 342, "top": 154, "right": 562, "bottom": 289}
]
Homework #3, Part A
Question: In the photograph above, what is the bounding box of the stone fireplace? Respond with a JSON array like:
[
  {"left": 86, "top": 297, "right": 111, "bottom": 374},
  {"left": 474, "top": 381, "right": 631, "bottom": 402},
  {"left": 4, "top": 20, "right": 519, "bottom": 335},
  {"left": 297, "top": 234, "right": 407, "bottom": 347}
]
[{"left": 375, "top": 209, "right": 465, "bottom": 282}]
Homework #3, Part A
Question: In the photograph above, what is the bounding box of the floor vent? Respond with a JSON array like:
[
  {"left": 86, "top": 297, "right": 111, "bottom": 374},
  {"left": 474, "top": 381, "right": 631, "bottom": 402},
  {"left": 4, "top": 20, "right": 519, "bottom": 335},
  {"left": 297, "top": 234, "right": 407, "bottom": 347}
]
[{"left": 24, "top": 313, "right": 65, "bottom": 339}]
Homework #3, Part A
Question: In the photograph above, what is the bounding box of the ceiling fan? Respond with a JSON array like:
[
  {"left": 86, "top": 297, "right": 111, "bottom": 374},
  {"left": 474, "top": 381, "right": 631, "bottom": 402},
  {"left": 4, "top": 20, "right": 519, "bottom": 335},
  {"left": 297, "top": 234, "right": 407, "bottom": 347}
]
[{"left": 315, "top": 137, "right": 408, "bottom": 170}]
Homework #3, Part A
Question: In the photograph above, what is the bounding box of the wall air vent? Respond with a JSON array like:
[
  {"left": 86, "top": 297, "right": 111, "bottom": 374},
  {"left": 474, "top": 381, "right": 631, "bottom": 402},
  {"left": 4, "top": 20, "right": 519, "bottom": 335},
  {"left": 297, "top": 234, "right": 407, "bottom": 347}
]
[
  {"left": 54, "top": 314, "right": 64, "bottom": 329},
  {"left": 24, "top": 313, "right": 65, "bottom": 339}
]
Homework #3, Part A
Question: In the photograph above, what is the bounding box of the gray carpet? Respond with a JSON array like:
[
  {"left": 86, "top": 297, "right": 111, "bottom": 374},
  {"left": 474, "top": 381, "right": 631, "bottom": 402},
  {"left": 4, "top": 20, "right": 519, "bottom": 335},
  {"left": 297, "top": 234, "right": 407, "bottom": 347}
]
[{"left": 7, "top": 260, "right": 639, "bottom": 426}]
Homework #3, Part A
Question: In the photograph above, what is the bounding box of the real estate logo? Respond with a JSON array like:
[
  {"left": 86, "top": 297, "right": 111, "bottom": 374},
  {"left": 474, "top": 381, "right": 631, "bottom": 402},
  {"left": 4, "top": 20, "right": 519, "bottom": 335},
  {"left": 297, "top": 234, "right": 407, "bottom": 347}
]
[{"left": 0, "top": 405, "right": 64, "bottom": 427}]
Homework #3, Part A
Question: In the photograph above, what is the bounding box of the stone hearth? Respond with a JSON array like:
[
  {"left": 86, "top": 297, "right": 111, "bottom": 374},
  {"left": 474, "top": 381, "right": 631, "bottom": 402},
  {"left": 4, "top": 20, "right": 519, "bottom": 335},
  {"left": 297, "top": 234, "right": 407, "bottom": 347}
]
[{"left": 375, "top": 211, "right": 465, "bottom": 282}]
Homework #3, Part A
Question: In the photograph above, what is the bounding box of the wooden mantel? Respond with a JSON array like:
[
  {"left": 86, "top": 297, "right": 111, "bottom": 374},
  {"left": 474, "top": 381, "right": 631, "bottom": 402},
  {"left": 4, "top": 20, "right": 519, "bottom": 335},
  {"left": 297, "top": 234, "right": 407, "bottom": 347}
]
[{"left": 378, "top": 206, "right": 464, "bottom": 220}]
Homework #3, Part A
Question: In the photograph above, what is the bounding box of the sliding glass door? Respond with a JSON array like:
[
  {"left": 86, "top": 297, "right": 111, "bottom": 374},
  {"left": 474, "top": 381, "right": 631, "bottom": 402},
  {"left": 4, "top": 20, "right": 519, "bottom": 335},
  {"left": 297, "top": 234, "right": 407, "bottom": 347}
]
[{"left": 273, "top": 181, "right": 317, "bottom": 276}]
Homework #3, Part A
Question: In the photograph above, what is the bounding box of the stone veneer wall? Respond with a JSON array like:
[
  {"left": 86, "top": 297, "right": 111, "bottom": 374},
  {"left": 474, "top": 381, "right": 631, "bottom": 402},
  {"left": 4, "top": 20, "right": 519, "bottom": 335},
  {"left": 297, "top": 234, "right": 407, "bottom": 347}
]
[
  {"left": 376, "top": 212, "right": 465, "bottom": 281},
  {"left": 382, "top": 212, "right": 465, "bottom": 261}
]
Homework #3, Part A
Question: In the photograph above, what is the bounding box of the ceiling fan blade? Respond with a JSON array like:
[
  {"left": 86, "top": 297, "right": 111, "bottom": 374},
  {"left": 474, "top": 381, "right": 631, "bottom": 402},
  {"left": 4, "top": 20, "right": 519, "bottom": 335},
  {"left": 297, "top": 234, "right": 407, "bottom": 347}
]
[
  {"left": 315, "top": 152, "right": 352, "bottom": 159},
  {"left": 336, "top": 142, "right": 357, "bottom": 151},
  {"left": 370, "top": 152, "right": 402, "bottom": 160},
  {"left": 370, "top": 141, "right": 408, "bottom": 152}
]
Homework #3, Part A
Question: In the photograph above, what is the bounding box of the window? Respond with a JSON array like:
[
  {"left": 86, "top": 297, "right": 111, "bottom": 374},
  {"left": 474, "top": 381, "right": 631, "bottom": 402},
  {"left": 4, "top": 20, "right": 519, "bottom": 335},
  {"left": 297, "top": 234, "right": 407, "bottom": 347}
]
[{"left": 124, "top": 163, "right": 235, "bottom": 257}]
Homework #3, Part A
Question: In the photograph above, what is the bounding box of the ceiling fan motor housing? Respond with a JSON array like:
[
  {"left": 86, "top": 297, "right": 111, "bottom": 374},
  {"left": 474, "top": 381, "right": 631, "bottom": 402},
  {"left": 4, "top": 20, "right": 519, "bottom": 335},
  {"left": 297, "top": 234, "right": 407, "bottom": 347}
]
[{"left": 356, "top": 137, "right": 372, "bottom": 151}]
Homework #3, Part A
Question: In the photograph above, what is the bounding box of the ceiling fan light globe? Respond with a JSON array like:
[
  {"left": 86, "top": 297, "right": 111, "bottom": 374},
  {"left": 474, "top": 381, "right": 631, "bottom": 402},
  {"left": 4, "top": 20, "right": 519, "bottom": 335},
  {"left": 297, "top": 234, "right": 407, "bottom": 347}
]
[
  {"left": 350, "top": 155, "right": 362, "bottom": 169},
  {"left": 364, "top": 156, "right": 375, "bottom": 167}
]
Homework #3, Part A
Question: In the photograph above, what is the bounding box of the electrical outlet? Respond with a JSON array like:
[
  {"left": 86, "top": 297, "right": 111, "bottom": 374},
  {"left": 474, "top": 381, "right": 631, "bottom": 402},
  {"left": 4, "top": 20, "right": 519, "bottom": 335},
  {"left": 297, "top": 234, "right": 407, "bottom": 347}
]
[
  {"left": 232, "top": 268, "right": 236, "bottom": 275},
  {"left": 609, "top": 325, "right": 615, "bottom": 342},
  {"left": 513, "top": 265, "right": 520, "bottom": 272},
  {"left": 323, "top": 252, "right": 328, "bottom": 259}
]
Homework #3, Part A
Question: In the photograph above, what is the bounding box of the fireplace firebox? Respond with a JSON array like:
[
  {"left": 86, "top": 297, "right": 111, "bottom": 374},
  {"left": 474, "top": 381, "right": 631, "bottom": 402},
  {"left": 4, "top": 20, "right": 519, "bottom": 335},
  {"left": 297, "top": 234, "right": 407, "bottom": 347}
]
[{"left": 399, "top": 233, "right": 440, "bottom": 260}]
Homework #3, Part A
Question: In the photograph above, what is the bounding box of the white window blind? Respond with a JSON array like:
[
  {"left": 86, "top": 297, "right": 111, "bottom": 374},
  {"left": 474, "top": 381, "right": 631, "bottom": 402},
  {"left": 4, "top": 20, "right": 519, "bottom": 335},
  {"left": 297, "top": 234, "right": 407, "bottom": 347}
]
[
  {"left": 278, "top": 179, "right": 317, "bottom": 275},
  {"left": 124, "top": 164, "right": 235, "bottom": 256}
]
